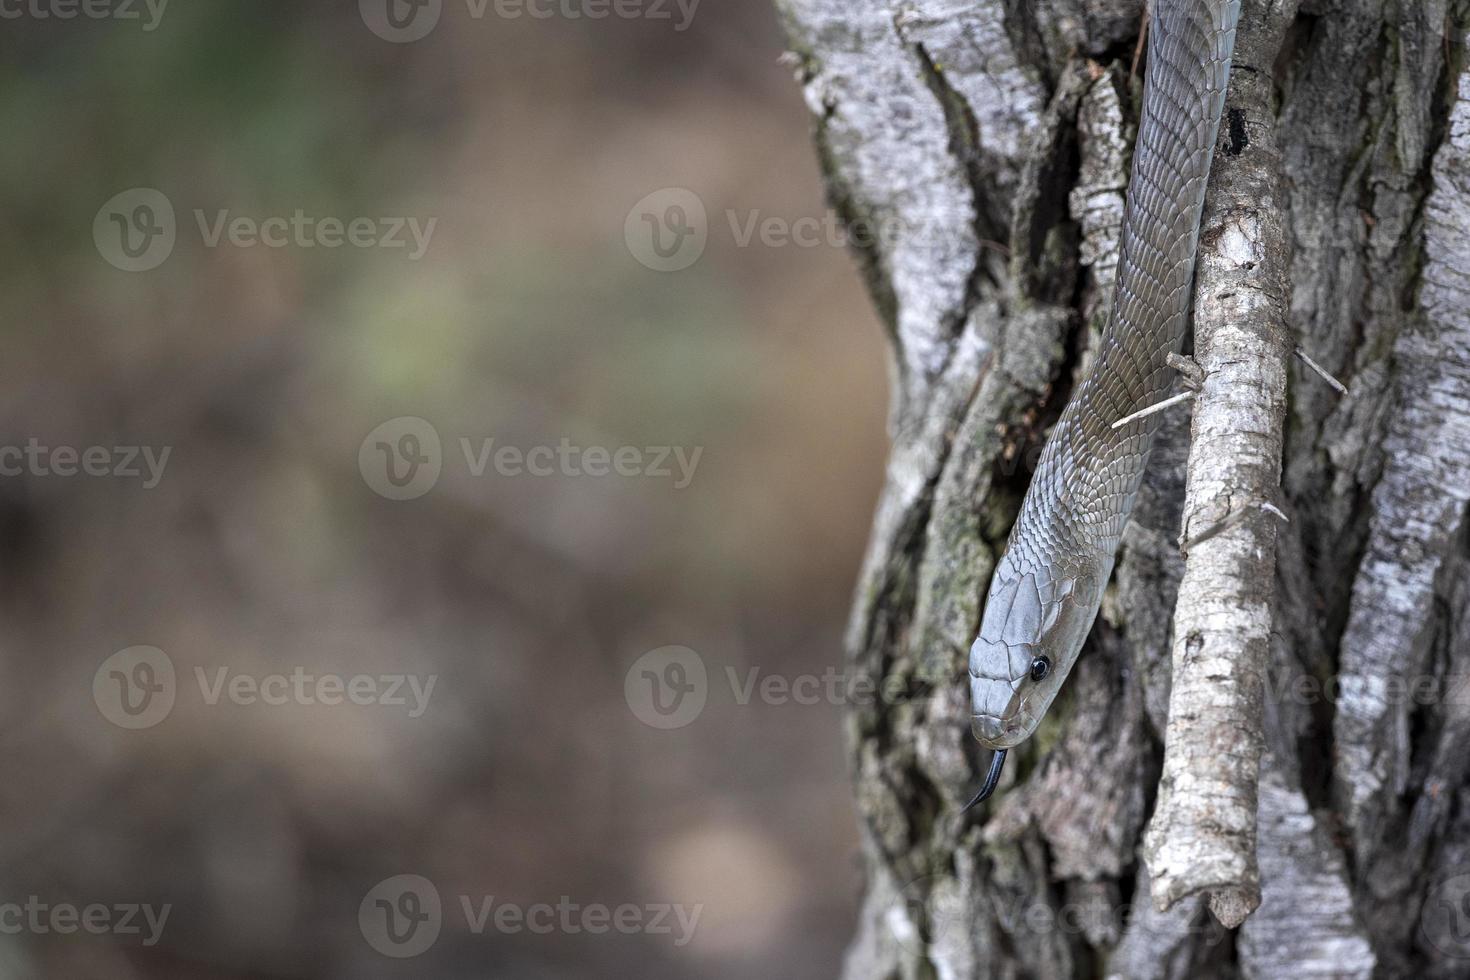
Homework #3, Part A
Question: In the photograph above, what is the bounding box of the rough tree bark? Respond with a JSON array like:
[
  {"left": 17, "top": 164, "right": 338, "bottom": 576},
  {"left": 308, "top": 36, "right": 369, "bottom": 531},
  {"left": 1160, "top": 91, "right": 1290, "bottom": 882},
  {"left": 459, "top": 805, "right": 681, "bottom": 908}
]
[{"left": 774, "top": 0, "right": 1470, "bottom": 976}]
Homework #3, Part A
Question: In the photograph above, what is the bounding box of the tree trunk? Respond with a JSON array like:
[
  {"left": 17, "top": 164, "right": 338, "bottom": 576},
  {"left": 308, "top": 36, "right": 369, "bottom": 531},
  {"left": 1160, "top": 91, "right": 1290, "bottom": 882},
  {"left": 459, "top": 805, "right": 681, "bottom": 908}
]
[{"left": 773, "top": 0, "right": 1470, "bottom": 976}]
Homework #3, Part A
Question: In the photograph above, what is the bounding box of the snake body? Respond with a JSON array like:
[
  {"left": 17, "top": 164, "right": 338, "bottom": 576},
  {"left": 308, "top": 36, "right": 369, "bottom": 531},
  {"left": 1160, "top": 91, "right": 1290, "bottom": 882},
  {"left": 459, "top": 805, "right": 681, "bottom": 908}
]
[{"left": 966, "top": 0, "right": 1242, "bottom": 797}]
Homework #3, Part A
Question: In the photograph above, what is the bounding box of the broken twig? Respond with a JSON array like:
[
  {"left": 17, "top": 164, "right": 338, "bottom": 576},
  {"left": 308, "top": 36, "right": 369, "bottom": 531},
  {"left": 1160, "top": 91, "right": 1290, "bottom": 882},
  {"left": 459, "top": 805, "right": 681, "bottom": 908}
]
[
  {"left": 1294, "top": 346, "right": 1348, "bottom": 394},
  {"left": 1112, "top": 390, "right": 1196, "bottom": 430}
]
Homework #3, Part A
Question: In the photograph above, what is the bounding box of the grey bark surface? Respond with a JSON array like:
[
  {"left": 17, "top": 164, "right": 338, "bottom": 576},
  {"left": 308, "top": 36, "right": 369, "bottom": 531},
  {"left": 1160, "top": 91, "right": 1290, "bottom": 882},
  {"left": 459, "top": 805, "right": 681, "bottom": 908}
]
[{"left": 774, "top": 0, "right": 1470, "bottom": 976}]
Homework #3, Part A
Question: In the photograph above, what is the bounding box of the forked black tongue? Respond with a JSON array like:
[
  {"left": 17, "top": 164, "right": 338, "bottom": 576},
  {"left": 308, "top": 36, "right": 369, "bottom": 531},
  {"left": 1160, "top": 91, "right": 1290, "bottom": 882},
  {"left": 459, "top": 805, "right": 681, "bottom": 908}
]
[{"left": 961, "top": 749, "right": 1008, "bottom": 813}]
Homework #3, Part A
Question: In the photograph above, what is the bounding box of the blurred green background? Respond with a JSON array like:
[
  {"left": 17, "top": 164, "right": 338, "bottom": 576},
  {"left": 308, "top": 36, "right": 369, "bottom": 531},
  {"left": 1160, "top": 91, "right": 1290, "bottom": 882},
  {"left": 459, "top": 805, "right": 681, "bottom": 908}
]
[{"left": 0, "top": 1, "right": 890, "bottom": 977}]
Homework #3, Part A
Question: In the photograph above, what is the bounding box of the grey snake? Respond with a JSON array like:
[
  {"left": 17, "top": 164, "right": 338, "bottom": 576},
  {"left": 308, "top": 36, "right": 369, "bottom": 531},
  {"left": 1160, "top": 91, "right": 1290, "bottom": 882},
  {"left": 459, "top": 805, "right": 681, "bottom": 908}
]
[{"left": 965, "top": 0, "right": 1243, "bottom": 807}]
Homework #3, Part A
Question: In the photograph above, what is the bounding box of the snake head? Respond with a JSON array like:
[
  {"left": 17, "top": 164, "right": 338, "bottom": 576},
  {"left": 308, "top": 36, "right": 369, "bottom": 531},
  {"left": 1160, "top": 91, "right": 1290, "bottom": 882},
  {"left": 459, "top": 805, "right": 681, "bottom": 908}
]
[{"left": 968, "top": 558, "right": 1100, "bottom": 749}]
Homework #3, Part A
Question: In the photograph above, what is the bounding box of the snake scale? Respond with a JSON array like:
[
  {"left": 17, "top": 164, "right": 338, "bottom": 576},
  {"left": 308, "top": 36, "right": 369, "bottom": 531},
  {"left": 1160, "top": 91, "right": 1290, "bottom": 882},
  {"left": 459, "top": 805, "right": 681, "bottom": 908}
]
[{"left": 965, "top": 0, "right": 1243, "bottom": 806}]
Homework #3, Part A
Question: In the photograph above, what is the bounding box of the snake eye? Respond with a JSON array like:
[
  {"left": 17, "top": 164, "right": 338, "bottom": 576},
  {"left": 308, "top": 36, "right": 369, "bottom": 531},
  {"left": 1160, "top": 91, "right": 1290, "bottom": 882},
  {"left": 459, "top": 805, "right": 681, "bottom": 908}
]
[{"left": 1029, "top": 656, "right": 1052, "bottom": 682}]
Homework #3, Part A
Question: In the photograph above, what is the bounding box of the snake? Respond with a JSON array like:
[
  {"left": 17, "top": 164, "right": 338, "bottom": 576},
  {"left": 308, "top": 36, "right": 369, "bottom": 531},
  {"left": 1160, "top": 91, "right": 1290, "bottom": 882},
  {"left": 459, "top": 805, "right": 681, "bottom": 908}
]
[{"left": 964, "top": 0, "right": 1243, "bottom": 808}]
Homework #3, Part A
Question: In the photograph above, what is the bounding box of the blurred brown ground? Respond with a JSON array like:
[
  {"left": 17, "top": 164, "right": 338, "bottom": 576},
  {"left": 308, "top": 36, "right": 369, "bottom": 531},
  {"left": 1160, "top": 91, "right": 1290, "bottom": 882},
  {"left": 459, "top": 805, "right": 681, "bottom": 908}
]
[{"left": 0, "top": 1, "right": 889, "bottom": 977}]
